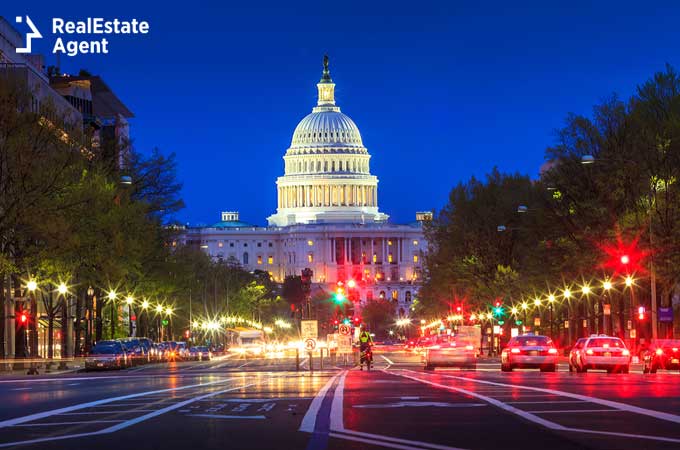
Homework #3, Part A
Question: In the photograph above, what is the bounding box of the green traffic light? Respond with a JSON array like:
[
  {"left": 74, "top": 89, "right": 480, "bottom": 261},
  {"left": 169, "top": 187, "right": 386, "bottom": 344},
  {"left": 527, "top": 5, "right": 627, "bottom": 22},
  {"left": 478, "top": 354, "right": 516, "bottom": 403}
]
[
  {"left": 515, "top": 320, "right": 522, "bottom": 326},
  {"left": 333, "top": 293, "right": 346, "bottom": 304}
]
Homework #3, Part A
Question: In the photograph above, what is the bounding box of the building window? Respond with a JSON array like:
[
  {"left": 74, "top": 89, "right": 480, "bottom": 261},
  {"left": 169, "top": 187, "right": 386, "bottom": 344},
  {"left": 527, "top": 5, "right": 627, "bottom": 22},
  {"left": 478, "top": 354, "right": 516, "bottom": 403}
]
[
  {"left": 388, "top": 253, "right": 393, "bottom": 263},
  {"left": 268, "top": 255, "right": 274, "bottom": 265},
  {"left": 257, "top": 242, "right": 262, "bottom": 247},
  {"left": 413, "top": 240, "right": 419, "bottom": 246},
  {"left": 388, "top": 240, "right": 392, "bottom": 246},
  {"left": 307, "top": 240, "right": 314, "bottom": 246},
  {"left": 379, "top": 291, "right": 386, "bottom": 299},
  {"left": 413, "top": 254, "right": 419, "bottom": 263},
  {"left": 268, "top": 242, "right": 273, "bottom": 247},
  {"left": 230, "top": 242, "right": 234, "bottom": 247},
  {"left": 244, "top": 243, "right": 248, "bottom": 247},
  {"left": 405, "top": 291, "right": 412, "bottom": 302},
  {"left": 243, "top": 252, "right": 249, "bottom": 265},
  {"left": 373, "top": 253, "right": 377, "bottom": 263},
  {"left": 308, "top": 253, "right": 314, "bottom": 263},
  {"left": 257, "top": 255, "right": 263, "bottom": 265}
]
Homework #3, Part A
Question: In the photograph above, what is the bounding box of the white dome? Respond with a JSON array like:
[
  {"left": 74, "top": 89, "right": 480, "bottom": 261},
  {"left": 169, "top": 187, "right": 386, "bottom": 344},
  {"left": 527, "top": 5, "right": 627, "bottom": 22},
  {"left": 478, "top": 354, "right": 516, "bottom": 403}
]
[{"left": 291, "top": 110, "right": 363, "bottom": 148}]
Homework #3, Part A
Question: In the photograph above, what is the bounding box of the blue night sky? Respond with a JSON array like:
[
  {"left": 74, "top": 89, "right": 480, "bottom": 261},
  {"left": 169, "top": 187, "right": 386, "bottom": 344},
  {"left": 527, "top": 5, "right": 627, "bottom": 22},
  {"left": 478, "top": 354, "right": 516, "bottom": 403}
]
[{"left": 7, "top": 1, "right": 680, "bottom": 225}]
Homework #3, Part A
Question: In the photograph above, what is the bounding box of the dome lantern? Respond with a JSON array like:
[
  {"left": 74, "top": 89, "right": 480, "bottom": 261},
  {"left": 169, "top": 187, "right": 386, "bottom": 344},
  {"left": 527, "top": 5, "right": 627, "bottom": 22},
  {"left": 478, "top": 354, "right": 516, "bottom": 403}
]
[{"left": 316, "top": 54, "right": 336, "bottom": 107}]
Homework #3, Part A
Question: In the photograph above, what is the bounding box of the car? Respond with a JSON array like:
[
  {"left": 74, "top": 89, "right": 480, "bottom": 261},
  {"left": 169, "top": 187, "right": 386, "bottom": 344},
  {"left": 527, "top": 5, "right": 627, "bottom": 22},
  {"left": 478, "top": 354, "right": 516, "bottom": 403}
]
[
  {"left": 119, "top": 338, "right": 150, "bottom": 365},
  {"left": 568, "top": 338, "right": 588, "bottom": 372},
  {"left": 404, "top": 339, "right": 417, "bottom": 352},
  {"left": 643, "top": 339, "right": 680, "bottom": 373},
  {"left": 424, "top": 334, "right": 477, "bottom": 371},
  {"left": 191, "top": 346, "right": 212, "bottom": 361},
  {"left": 501, "top": 334, "right": 558, "bottom": 372},
  {"left": 85, "top": 341, "right": 129, "bottom": 370},
  {"left": 570, "top": 335, "right": 630, "bottom": 373}
]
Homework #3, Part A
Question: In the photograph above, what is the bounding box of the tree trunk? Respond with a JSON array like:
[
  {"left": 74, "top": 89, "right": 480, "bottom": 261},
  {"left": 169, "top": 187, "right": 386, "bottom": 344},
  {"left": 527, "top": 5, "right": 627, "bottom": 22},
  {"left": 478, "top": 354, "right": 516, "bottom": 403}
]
[
  {"left": 95, "top": 290, "right": 103, "bottom": 342},
  {"left": 47, "top": 296, "right": 54, "bottom": 359},
  {"left": 0, "top": 273, "right": 5, "bottom": 359}
]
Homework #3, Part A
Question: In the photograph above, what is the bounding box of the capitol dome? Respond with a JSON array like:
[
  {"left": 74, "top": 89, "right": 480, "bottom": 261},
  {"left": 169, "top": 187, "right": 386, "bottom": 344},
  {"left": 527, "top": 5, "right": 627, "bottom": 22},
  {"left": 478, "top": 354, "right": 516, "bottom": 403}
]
[
  {"left": 267, "top": 56, "right": 388, "bottom": 227},
  {"left": 290, "top": 110, "right": 363, "bottom": 149}
]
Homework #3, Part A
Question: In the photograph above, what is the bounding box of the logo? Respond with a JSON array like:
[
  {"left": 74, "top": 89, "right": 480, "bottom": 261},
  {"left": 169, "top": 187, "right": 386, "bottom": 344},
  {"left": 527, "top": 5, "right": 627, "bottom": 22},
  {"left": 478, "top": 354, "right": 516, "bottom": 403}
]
[{"left": 15, "top": 15, "right": 43, "bottom": 53}]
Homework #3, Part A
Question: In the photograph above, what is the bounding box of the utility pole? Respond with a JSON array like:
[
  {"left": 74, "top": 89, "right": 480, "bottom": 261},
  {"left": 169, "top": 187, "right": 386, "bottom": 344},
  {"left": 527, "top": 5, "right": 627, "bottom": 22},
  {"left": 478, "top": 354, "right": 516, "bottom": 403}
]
[{"left": 301, "top": 268, "right": 313, "bottom": 319}]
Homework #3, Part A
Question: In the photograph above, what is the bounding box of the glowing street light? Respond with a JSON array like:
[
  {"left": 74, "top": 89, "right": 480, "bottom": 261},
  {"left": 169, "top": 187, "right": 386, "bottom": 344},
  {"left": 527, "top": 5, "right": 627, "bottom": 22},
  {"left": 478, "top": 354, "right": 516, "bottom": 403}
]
[
  {"left": 603, "top": 280, "right": 613, "bottom": 291},
  {"left": 563, "top": 288, "right": 572, "bottom": 299},
  {"left": 26, "top": 280, "right": 37, "bottom": 292},
  {"left": 165, "top": 307, "right": 173, "bottom": 315},
  {"left": 533, "top": 298, "right": 541, "bottom": 307},
  {"left": 57, "top": 283, "right": 68, "bottom": 295},
  {"left": 347, "top": 279, "right": 356, "bottom": 289},
  {"left": 521, "top": 302, "right": 528, "bottom": 310},
  {"left": 107, "top": 291, "right": 117, "bottom": 301},
  {"left": 624, "top": 275, "right": 634, "bottom": 287},
  {"left": 511, "top": 306, "right": 518, "bottom": 315},
  {"left": 581, "top": 285, "right": 591, "bottom": 295},
  {"left": 155, "top": 304, "right": 164, "bottom": 313},
  {"left": 548, "top": 294, "right": 556, "bottom": 303},
  {"left": 141, "top": 299, "right": 150, "bottom": 309},
  {"left": 125, "top": 296, "right": 134, "bottom": 305}
]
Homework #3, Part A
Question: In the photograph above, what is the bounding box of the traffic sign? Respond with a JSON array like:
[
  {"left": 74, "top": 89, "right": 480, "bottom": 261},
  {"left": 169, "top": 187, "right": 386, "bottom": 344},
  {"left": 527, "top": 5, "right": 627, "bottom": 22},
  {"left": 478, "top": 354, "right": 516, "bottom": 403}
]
[
  {"left": 338, "top": 323, "right": 351, "bottom": 336},
  {"left": 301, "top": 320, "right": 318, "bottom": 339},
  {"left": 304, "top": 338, "right": 317, "bottom": 351},
  {"left": 337, "top": 335, "right": 352, "bottom": 353}
]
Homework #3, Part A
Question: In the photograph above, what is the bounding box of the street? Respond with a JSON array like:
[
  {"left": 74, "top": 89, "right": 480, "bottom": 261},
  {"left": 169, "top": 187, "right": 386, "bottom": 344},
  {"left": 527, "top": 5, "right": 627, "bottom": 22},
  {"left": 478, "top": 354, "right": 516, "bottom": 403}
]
[{"left": 1, "top": 349, "right": 680, "bottom": 450}]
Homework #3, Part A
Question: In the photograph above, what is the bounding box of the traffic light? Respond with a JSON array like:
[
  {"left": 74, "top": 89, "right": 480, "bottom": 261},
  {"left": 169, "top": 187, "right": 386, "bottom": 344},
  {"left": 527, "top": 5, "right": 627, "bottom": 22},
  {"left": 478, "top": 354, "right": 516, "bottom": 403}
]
[
  {"left": 638, "top": 306, "right": 646, "bottom": 320},
  {"left": 333, "top": 284, "right": 346, "bottom": 304},
  {"left": 353, "top": 316, "right": 361, "bottom": 325},
  {"left": 20, "top": 312, "right": 27, "bottom": 324},
  {"left": 620, "top": 255, "right": 630, "bottom": 265},
  {"left": 456, "top": 306, "right": 462, "bottom": 313},
  {"left": 184, "top": 330, "right": 191, "bottom": 338}
]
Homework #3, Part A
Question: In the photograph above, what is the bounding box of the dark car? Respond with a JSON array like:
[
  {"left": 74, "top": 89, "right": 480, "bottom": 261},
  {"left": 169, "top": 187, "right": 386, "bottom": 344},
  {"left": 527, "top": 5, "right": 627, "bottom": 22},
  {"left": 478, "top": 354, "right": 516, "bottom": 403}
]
[
  {"left": 85, "top": 341, "right": 129, "bottom": 370},
  {"left": 120, "top": 338, "right": 149, "bottom": 365},
  {"left": 188, "top": 346, "right": 212, "bottom": 361},
  {"left": 643, "top": 339, "right": 680, "bottom": 373}
]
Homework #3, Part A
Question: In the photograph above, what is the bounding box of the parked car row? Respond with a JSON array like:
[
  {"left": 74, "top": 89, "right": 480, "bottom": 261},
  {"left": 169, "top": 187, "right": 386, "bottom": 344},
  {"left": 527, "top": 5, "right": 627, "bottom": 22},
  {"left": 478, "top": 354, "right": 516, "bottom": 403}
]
[
  {"left": 85, "top": 338, "right": 212, "bottom": 371},
  {"left": 412, "top": 332, "right": 680, "bottom": 374}
]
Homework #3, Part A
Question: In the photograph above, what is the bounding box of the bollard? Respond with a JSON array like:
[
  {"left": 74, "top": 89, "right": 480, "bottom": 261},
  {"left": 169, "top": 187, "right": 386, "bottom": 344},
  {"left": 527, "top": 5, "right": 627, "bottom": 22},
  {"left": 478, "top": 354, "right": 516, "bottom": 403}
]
[
  {"left": 308, "top": 351, "right": 313, "bottom": 372},
  {"left": 320, "top": 348, "right": 324, "bottom": 370},
  {"left": 296, "top": 348, "right": 300, "bottom": 371}
]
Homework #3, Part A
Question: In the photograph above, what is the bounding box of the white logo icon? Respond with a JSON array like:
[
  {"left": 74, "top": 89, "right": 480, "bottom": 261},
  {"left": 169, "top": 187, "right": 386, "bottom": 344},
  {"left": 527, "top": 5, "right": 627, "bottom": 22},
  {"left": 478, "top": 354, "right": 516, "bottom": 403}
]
[{"left": 15, "top": 16, "right": 43, "bottom": 53}]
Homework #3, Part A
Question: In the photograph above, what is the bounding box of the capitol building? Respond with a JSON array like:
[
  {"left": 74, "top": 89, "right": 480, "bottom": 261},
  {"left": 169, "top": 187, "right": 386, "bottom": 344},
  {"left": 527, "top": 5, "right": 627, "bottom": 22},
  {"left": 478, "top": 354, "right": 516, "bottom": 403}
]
[{"left": 180, "top": 58, "right": 427, "bottom": 315}]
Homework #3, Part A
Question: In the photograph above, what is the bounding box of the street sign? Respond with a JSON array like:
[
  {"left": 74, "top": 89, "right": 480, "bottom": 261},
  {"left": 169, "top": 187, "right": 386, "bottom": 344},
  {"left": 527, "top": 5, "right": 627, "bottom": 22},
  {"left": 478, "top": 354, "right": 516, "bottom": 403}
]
[
  {"left": 304, "top": 338, "right": 317, "bottom": 351},
  {"left": 301, "top": 320, "right": 318, "bottom": 339},
  {"left": 337, "top": 335, "right": 352, "bottom": 353},
  {"left": 338, "top": 323, "right": 351, "bottom": 336},
  {"left": 659, "top": 307, "right": 673, "bottom": 322}
]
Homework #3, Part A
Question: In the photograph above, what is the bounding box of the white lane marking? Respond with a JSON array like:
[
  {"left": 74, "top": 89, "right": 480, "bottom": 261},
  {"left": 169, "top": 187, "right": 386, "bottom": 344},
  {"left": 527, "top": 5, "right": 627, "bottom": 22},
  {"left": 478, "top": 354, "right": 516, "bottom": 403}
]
[
  {"left": 0, "top": 377, "right": 237, "bottom": 428},
  {"left": 390, "top": 371, "right": 566, "bottom": 430},
  {"left": 331, "top": 429, "right": 468, "bottom": 450},
  {"left": 236, "top": 361, "right": 252, "bottom": 369},
  {"left": 299, "top": 357, "right": 309, "bottom": 369},
  {"left": 330, "top": 371, "right": 346, "bottom": 431},
  {"left": 58, "top": 410, "right": 156, "bottom": 415},
  {"left": 10, "top": 388, "right": 31, "bottom": 391},
  {"left": 299, "top": 372, "right": 342, "bottom": 433},
  {"left": 436, "top": 372, "right": 680, "bottom": 425},
  {"left": 381, "top": 355, "right": 395, "bottom": 365},
  {"left": 217, "top": 397, "right": 313, "bottom": 403},
  {"left": 0, "top": 381, "right": 259, "bottom": 448},
  {"left": 396, "top": 370, "right": 680, "bottom": 444},
  {"left": 67, "top": 383, "right": 81, "bottom": 386},
  {"left": 12, "top": 420, "right": 124, "bottom": 427},
  {"left": 0, "top": 375, "right": 195, "bottom": 384},
  {"left": 506, "top": 400, "right": 588, "bottom": 405},
  {"left": 528, "top": 409, "right": 623, "bottom": 414},
  {"left": 352, "top": 402, "right": 485, "bottom": 409},
  {"left": 186, "top": 414, "right": 266, "bottom": 420}
]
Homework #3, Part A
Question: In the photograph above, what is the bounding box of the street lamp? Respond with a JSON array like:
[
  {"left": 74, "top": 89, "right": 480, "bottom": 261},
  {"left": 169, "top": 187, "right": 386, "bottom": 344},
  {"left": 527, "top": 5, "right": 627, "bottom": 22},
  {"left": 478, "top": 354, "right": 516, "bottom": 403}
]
[
  {"left": 521, "top": 302, "right": 528, "bottom": 332},
  {"left": 548, "top": 294, "right": 556, "bottom": 341},
  {"left": 107, "top": 291, "right": 118, "bottom": 339},
  {"left": 26, "top": 280, "right": 38, "bottom": 361}
]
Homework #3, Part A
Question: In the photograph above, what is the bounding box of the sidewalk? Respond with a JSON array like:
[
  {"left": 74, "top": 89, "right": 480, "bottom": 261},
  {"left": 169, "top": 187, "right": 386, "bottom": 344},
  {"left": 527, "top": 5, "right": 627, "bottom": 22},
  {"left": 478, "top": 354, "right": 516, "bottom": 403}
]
[{"left": 0, "top": 358, "right": 85, "bottom": 377}]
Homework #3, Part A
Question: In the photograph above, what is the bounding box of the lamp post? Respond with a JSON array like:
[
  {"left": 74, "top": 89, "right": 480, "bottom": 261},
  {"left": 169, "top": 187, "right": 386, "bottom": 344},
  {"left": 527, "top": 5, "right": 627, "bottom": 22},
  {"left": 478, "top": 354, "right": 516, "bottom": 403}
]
[
  {"left": 547, "top": 294, "right": 556, "bottom": 341},
  {"left": 26, "top": 280, "right": 38, "bottom": 358},
  {"left": 125, "top": 296, "right": 134, "bottom": 337},
  {"left": 86, "top": 286, "right": 94, "bottom": 352},
  {"left": 156, "top": 304, "right": 164, "bottom": 341},
  {"left": 520, "top": 302, "right": 528, "bottom": 333},
  {"left": 581, "top": 284, "right": 592, "bottom": 337},
  {"left": 107, "top": 291, "right": 117, "bottom": 339},
  {"left": 165, "top": 307, "right": 173, "bottom": 340},
  {"left": 141, "top": 299, "right": 149, "bottom": 337},
  {"left": 624, "top": 275, "right": 635, "bottom": 348},
  {"left": 563, "top": 288, "right": 572, "bottom": 345},
  {"left": 602, "top": 280, "right": 612, "bottom": 336}
]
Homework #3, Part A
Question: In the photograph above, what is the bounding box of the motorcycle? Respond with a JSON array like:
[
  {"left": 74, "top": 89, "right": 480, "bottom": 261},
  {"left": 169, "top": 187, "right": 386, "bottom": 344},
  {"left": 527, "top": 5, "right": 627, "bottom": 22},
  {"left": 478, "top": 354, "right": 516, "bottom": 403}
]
[{"left": 360, "top": 345, "right": 373, "bottom": 371}]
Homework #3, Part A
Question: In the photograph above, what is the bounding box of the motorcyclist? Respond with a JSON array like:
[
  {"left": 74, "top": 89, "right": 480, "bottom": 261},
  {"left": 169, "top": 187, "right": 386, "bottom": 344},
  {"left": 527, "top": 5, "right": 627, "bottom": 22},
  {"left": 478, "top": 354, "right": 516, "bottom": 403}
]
[{"left": 358, "top": 324, "right": 373, "bottom": 370}]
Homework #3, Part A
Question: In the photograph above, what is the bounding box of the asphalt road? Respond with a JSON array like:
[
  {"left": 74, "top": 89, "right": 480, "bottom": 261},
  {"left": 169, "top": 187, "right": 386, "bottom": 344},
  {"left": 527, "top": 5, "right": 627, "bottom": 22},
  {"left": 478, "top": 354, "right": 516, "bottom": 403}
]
[{"left": 1, "top": 350, "right": 680, "bottom": 450}]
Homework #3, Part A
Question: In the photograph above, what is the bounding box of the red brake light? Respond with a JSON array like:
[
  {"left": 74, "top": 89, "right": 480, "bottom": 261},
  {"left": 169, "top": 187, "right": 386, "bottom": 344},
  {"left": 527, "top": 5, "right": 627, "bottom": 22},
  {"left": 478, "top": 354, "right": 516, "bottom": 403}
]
[
  {"left": 673, "top": 348, "right": 678, "bottom": 352},
  {"left": 656, "top": 348, "right": 664, "bottom": 356},
  {"left": 548, "top": 348, "right": 558, "bottom": 354},
  {"left": 586, "top": 349, "right": 594, "bottom": 355},
  {"left": 622, "top": 349, "right": 630, "bottom": 356},
  {"left": 510, "top": 348, "right": 520, "bottom": 354}
]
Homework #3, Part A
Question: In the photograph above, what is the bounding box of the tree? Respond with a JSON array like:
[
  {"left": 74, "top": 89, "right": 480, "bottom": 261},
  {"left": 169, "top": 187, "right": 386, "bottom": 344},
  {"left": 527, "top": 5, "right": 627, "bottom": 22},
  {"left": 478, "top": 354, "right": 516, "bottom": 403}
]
[{"left": 361, "top": 298, "right": 395, "bottom": 338}]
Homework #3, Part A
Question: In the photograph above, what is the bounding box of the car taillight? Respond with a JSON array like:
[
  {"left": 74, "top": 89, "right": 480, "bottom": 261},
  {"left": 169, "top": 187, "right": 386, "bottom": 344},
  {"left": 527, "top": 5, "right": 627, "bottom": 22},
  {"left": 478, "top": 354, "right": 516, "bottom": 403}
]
[
  {"left": 656, "top": 348, "right": 664, "bottom": 356},
  {"left": 465, "top": 345, "right": 474, "bottom": 351},
  {"left": 548, "top": 348, "right": 558, "bottom": 354},
  {"left": 673, "top": 348, "right": 678, "bottom": 352},
  {"left": 586, "top": 349, "right": 594, "bottom": 355},
  {"left": 622, "top": 349, "right": 630, "bottom": 356},
  {"left": 430, "top": 345, "right": 441, "bottom": 349},
  {"left": 510, "top": 348, "right": 520, "bottom": 354}
]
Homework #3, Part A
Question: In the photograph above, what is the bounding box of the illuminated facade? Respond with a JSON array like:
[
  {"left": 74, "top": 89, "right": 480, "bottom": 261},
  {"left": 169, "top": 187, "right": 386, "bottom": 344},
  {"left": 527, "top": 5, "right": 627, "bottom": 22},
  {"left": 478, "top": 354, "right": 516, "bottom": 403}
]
[{"left": 181, "top": 58, "right": 427, "bottom": 315}]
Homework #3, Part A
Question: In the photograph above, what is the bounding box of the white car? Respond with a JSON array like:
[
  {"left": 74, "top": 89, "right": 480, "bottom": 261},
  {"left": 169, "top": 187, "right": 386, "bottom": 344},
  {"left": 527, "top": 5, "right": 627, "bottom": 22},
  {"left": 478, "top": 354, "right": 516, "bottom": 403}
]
[
  {"left": 424, "top": 335, "right": 477, "bottom": 371},
  {"left": 570, "top": 335, "right": 630, "bottom": 373}
]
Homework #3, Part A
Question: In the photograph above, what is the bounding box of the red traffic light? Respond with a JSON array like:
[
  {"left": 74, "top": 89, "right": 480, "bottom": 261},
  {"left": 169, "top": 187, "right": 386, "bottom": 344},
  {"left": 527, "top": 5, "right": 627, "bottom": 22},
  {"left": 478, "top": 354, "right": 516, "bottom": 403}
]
[
  {"left": 456, "top": 306, "right": 462, "bottom": 313},
  {"left": 495, "top": 300, "right": 502, "bottom": 308},
  {"left": 20, "top": 313, "right": 27, "bottom": 323},
  {"left": 353, "top": 316, "right": 361, "bottom": 323},
  {"left": 638, "top": 306, "right": 646, "bottom": 320},
  {"left": 620, "top": 255, "right": 630, "bottom": 265}
]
